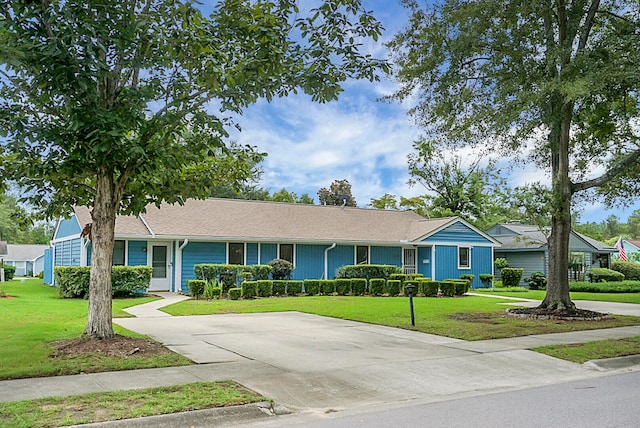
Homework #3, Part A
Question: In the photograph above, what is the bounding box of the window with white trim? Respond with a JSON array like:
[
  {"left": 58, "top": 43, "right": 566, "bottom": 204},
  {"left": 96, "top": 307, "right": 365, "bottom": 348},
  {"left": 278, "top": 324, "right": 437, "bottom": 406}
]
[
  {"left": 356, "top": 246, "right": 369, "bottom": 264},
  {"left": 279, "top": 244, "right": 294, "bottom": 264},
  {"left": 458, "top": 247, "right": 471, "bottom": 269},
  {"left": 229, "top": 243, "right": 245, "bottom": 265},
  {"left": 113, "top": 240, "right": 125, "bottom": 266}
]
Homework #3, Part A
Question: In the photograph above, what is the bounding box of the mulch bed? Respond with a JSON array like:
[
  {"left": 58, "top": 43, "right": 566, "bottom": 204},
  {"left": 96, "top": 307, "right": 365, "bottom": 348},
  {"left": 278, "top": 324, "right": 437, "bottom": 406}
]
[
  {"left": 50, "top": 335, "right": 172, "bottom": 358},
  {"left": 506, "top": 307, "right": 613, "bottom": 321}
]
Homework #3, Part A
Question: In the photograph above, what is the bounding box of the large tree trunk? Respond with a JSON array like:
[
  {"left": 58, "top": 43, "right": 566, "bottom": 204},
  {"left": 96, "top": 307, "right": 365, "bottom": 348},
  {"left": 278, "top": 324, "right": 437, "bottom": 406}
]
[{"left": 83, "top": 170, "right": 118, "bottom": 338}]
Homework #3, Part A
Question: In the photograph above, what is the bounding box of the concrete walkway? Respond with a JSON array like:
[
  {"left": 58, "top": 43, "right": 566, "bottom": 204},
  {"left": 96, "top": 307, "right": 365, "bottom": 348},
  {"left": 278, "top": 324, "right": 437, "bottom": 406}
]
[{"left": 2, "top": 294, "right": 640, "bottom": 426}]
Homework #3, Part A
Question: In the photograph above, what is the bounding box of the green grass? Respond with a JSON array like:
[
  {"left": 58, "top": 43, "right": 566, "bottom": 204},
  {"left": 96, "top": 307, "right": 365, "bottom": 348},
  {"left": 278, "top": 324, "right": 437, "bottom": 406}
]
[
  {"left": 534, "top": 336, "right": 640, "bottom": 363},
  {"left": 163, "top": 295, "right": 640, "bottom": 341},
  {"left": 473, "top": 288, "right": 640, "bottom": 304},
  {"left": 0, "top": 381, "right": 267, "bottom": 428},
  {"left": 0, "top": 279, "right": 191, "bottom": 380}
]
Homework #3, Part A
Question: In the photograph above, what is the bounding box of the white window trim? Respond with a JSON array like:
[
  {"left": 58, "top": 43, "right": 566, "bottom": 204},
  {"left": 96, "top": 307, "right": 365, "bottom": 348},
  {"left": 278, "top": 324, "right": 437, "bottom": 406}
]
[
  {"left": 278, "top": 243, "right": 296, "bottom": 266},
  {"left": 355, "top": 245, "right": 370, "bottom": 265},
  {"left": 458, "top": 246, "right": 471, "bottom": 269}
]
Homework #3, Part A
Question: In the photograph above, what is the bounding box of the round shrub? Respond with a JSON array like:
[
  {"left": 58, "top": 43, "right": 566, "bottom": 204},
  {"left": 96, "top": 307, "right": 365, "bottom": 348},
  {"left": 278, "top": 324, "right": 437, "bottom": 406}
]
[
  {"left": 612, "top": 261, "right": 640, "bottom": 281},
  {"left": 524, "top": 272, "right": 546, "bottom": 290},
  {"left": 494, "top": 258, "right": 509, "bottom": 270},
  {"left": 268, "top": 259, "right": 294, "bottom": 280},
  {"left": 501, "top": 268, "right": 524, "bottom": 287},
  {"left": 0, "top": 264, "right": 16, "bottom": 281}
]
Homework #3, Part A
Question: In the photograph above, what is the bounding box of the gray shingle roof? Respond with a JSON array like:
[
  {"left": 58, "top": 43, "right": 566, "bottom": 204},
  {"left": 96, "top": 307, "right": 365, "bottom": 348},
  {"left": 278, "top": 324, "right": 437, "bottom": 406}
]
[
  {"left": 489, "top": 223, "right": 615, "bottom": 252},
  {"left": 4, "top": 244, "right": 49, "bottom": 261},
  {"left": 75, "top": 199, "right": 464, "bottom": 244}
]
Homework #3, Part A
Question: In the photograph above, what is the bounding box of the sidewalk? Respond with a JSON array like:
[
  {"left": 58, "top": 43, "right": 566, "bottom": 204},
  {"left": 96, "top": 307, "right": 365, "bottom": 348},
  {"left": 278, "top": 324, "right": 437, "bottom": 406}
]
[{"left": 2, "top": 294, "right": 640, "bottom": 426}]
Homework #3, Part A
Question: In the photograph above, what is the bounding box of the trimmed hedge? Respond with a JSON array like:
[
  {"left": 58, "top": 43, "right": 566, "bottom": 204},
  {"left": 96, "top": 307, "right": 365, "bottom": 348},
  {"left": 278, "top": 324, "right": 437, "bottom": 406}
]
[
  {"left": 55, "top": 266, "right": 152, "bottom": 298},
  {"left": 501, "top": 268, "right": 524, "bottom": 287},
  {"left": 612, "top": 261, "right": 640, "bottom": 281},
  {"left": 570, "top": 280, "right": 640, "bottom": 293},
  {"left": 318, "top": 279, "right": 336, "bottom": 295},
  {"left": 369, "top": 278, "right": 385, "bottom": 296},
  {"left": 228, "top": 288, "right": 241, "bottom": 300},
  {"left": 460, "top": 273, "right": 475, "bottom": 283},
  {"left": 304, "top": 280, "right": 320, "bottom": 296},
  {"left": 188, "top": 280, "right": 206, "bottom": 299},
  {"left": 387, "top": 280, "right": 401, "bottom": 296},
  {"left": 335, "top": 278, "right": 351, "bottom": 295},
  {"left": 0, "top": 264, "right": 16, "bottom": 281},
  {"left": 587, "top": 268, "right": 625, "bottom": 283},
  {"left": 241, "top": 281, "right": 257, "bottom": 299},
  {"left": 257, "top": 280, "right": 272, "bottom": 297},
  {"left": 390, "top": 273, "right": 424, "bottom": 285},
  {"left": 336, "top": 264, "right": 401, "bottom": 280},
  {"left": 479, "top": 274, "right": 494, "bottom": 287},
  {"left": 286, "top": 280, "right": 303, "bottom": 295},
  {"left": 440, "top": 280, "right": 456, "bottom": 297},
  {"left": 194, "top": 264, "right": 273, "bottom": 290},
  {"left": 351, "top": 278, "right": 366, "bottom": 296},
  {"left": 272, "top": 280, "right": 287, "bottom": 296}
]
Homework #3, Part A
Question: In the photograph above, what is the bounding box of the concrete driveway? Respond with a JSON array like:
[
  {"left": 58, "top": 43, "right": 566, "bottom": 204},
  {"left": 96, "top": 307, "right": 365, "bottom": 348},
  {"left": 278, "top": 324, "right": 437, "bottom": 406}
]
[{"left": 114, "top": 299, "right": 640, "bottom": 413}]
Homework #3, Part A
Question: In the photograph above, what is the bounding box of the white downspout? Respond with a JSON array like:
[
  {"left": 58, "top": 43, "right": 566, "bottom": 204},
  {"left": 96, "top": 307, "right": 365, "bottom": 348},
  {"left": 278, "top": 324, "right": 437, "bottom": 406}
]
[
  {"left": 324, "top": 243, "right": 337, "bottom": 280},
  {"left": 175, "top": 239, "right": 189, "bottom": 293},
  {"left": 431, "top": 246, "right": 436, "bottom": 281}
]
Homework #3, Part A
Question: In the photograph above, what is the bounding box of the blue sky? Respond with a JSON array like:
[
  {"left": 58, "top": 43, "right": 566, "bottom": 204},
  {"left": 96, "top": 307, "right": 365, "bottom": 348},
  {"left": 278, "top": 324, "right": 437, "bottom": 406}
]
[{"left": 225, "top": 1, "right": 640, "bottom": 224}]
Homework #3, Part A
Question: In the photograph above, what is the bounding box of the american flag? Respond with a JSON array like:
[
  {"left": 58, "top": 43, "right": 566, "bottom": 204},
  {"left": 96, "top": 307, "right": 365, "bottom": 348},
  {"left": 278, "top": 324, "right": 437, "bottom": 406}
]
[{"left": 616, "top": 238, "right": 627, "bottom": 261}]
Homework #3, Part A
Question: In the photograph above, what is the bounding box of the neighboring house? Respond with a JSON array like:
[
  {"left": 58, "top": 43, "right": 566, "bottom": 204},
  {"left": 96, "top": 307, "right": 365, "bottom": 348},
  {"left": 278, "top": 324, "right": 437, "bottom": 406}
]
[
  {"left": 0, "top": 241, "right": 7, "bottom": 260},
  {"left": 47, "top": 198, "right": 500, "bottom": 291},
  {"left": 2, "top": 244, "right": 49, "bottom": 277},
  {"left": 487, "top": 223, "right": 616, "bottom": 284},
  {"left": 623, "top": 240, "right": 640, "bottom": 263}
]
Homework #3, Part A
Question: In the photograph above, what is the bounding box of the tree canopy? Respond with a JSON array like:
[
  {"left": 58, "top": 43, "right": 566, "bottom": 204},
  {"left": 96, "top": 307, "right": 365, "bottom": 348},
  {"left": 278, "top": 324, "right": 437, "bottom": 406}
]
[
  {"left": 389, "top": 0, "right": 640, "bottom": 311},
  {"left": 318, "top": 179, "right": 357, "bottom": 206},
  {"left": 0, "top": 0, "right": 387, "bottom": 337}
]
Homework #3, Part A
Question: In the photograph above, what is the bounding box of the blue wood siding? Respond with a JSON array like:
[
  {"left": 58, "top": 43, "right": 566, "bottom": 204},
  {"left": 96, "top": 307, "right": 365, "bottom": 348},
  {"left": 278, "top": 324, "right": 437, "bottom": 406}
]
[
  {"left": 44, "top": 248, "right": 53, "bottom": 284},
  {"left": 55, "top": 216, "right": 81, "bottom": 239},
  {"left": 181, "top": 242, "right": 226, "bottom": 286},
  {"left": 54, "top": 239, "right": 81, "bottom": 266},
  {"left": 370, "top": 246, "right": 402, "bottom": 266},
  {"left": 417, "top": 246, "right": 432, "bottom": 278},
  {"left": 247, "top": 243, "right": 259, "bottom": 265},
  {"left": 294, "top": 244, "right": 326, "bottom": 280},
  {"left": 128, "top": 241, "right": 148, "bottom": 266},
  {"left": 260, "top": 244, "right": 277, "bottom": 264},
  {"left": 435, "top": 245, "right": 493, "bottom": 288},
  {"left": 424, "top": 221, "right": 493, "bottom": 244},
  {"left": 328, "top": 245, "right": 354, "bottom": 279}
]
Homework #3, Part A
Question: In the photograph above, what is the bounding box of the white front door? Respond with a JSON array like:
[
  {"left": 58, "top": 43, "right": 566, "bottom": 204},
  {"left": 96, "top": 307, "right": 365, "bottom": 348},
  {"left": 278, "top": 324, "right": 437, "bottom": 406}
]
[
  {"left": 149, "top": 243, "right": 172, "bottom": 291},
  {"left": 403, "top": 248, "right": 417, "bottom": 274}
]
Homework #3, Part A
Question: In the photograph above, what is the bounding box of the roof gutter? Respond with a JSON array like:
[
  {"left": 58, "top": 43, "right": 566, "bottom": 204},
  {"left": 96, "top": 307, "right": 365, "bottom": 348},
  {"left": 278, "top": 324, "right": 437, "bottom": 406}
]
[{"left": 324, "top": 243, "right": 337, "bottom": 280}]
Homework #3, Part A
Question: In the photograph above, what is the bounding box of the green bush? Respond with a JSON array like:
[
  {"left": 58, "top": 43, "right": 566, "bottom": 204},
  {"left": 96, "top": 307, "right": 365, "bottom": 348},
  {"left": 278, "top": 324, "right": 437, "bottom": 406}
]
[
  {"left": 369, "top": 278, "right": 386, "bottom": 296},
  {"left": 241, "top": 281, "right": 257, "bottom": 299},
  {"left": 240, "top": 271, "right": 254, "bottom": 282},
  {"left": 257, "top": 280, "right": 273, "bottom": 297},
  {"left": 304, "top": 280, "right": 320, "bottom": 296},
  {"left": 440, "top": 280, "right": 456, "bottom": 297},
  {"left": 204, "top": 283, "right": 221, "bottom": 299},
  {"left": 0, "top": 264, "right": 16, "bottom": 281},
  {"left": 460, "top": 273, "right": 475, "bottom": 283},
  {"left": 415, "top": 278, "right": 431, "bottom": 296},
  {"left": 335, "top": 278, "right": 351, "bottom": 295},
  {"left": 570, "top": 280, "right": 640, "bottom": 293},
  {"left": 286, "top": 280, "right": 303, "bottom": 295},
  {"left": 386, "top": 280, "right": 401, "bottom": 296},
  {"left": 424, "top": 280, "right": 439, "bottom": 297},
  {"left": 493, "top": 280, "right": 504, "bottom": 288},
  {"left": 194, "top": 264, "right": 273, "bottom": 290},
  {"left": 479, "top": 274, "right": 494, "bottom": 288},
  {"left": 272, "top": 280, "right": 287, "bottom": 296},
  {"left": 612, "top": 261, "right": 640, "bottom": 281},
  {"left": 188, "top": 280, "right": 206, "bottom": 299},
  {"left": 228, "top": 288, "right": 241, "bottom": 300},
  {"left": 55, "top": 266, "right": 152, "bottom": 298},
  {"left": 319, "top": 279, "right": 336, "bottom": 295},
  {"left": 494, "top": 258, "right": 509, "bottom": 270},
  {"left": 524, "top": 272, "right": 547, "bottom": 290},
  {"left": 351, "top": 278, "right": 366, "bottom": 296},
  {"left": 335, "top": 264, "right": 401, "bottom": 280},
  {"left": 268, "top": 259, "right": 294, "bottom": 280},
  {"left": 587, "top": 267, "right": 625, "bottom": 283},
  {"left": 453, "top": 280, "right": 470, "bottom": 296},
  {"left": 390, "top": 273, "right": 424, "bottom": 285},
  {"left": 251, "top": 265, "right": 273, "bottom": 281},
  {"left": 501, "top": 268, "right": 524, "bottom": 287}
]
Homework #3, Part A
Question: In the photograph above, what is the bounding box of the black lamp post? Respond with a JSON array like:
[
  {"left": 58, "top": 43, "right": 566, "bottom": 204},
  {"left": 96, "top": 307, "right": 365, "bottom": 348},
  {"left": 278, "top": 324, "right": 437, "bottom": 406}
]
[{"left": 405, "top": 282, "right": 416, "bottom": 326}]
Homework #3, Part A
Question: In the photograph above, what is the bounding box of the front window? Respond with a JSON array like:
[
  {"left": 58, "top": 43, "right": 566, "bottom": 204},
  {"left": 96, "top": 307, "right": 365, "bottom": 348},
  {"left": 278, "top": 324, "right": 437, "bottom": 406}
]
[
  {"left": 279, "top": 244, "right": 294, "bottom": 264},
  {"left": 458, "top": 247, "right": 470, "bottom": 269},
  {"left": 229, "top": 243, "right": 244, "bottom": 265},
  {"left": 113, "top": 240, "right": 125, "bottom": 266},
  {"left": 356, "top": 246, "right": 369, "bottom": 264}
]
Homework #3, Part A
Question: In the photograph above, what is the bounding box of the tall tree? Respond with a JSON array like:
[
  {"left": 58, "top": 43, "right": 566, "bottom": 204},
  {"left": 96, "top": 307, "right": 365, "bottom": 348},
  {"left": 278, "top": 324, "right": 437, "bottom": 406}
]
[
  {"left": 389, "top": 0, "right": 640, "bottom": 311},
  {"left": 318, "top": 179, "right": 357, "bottom": 206},
  {"left": 370, "top": 193, "right": 399, "bottom": 210},
  {"left": 0, "top": 0, "right": 387, "bottom": 337}
]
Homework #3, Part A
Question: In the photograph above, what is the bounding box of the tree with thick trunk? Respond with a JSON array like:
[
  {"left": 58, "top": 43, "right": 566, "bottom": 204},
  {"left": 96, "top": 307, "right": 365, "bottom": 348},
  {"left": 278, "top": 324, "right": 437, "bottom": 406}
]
[
  {"left": 389, "top": 0, "right": 640, "bottom": 312},
  {"left": 0, "top": 0, "right": 388, "bottom": 337}
]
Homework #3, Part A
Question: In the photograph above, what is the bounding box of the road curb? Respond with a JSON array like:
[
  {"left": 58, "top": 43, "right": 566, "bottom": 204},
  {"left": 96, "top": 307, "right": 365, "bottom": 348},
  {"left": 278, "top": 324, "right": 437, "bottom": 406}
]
[{"left": 585, "top": 354, "right": 640, "bottom": 371}]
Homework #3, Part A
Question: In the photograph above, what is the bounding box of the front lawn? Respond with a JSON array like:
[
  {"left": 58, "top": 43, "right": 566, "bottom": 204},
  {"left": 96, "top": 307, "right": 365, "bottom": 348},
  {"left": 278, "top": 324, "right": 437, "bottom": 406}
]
[
  {"left": 0, "top": 279, "right": 191, "bottom": 380},
  {"left": 473, "top": 288, "right": 640, "bottom": 304},
  {"left": 162, "top": 295, "right": 640, "bottom": 341},
  {"left": 534, "top": 336, "right": 640, "bottom": 363}
]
